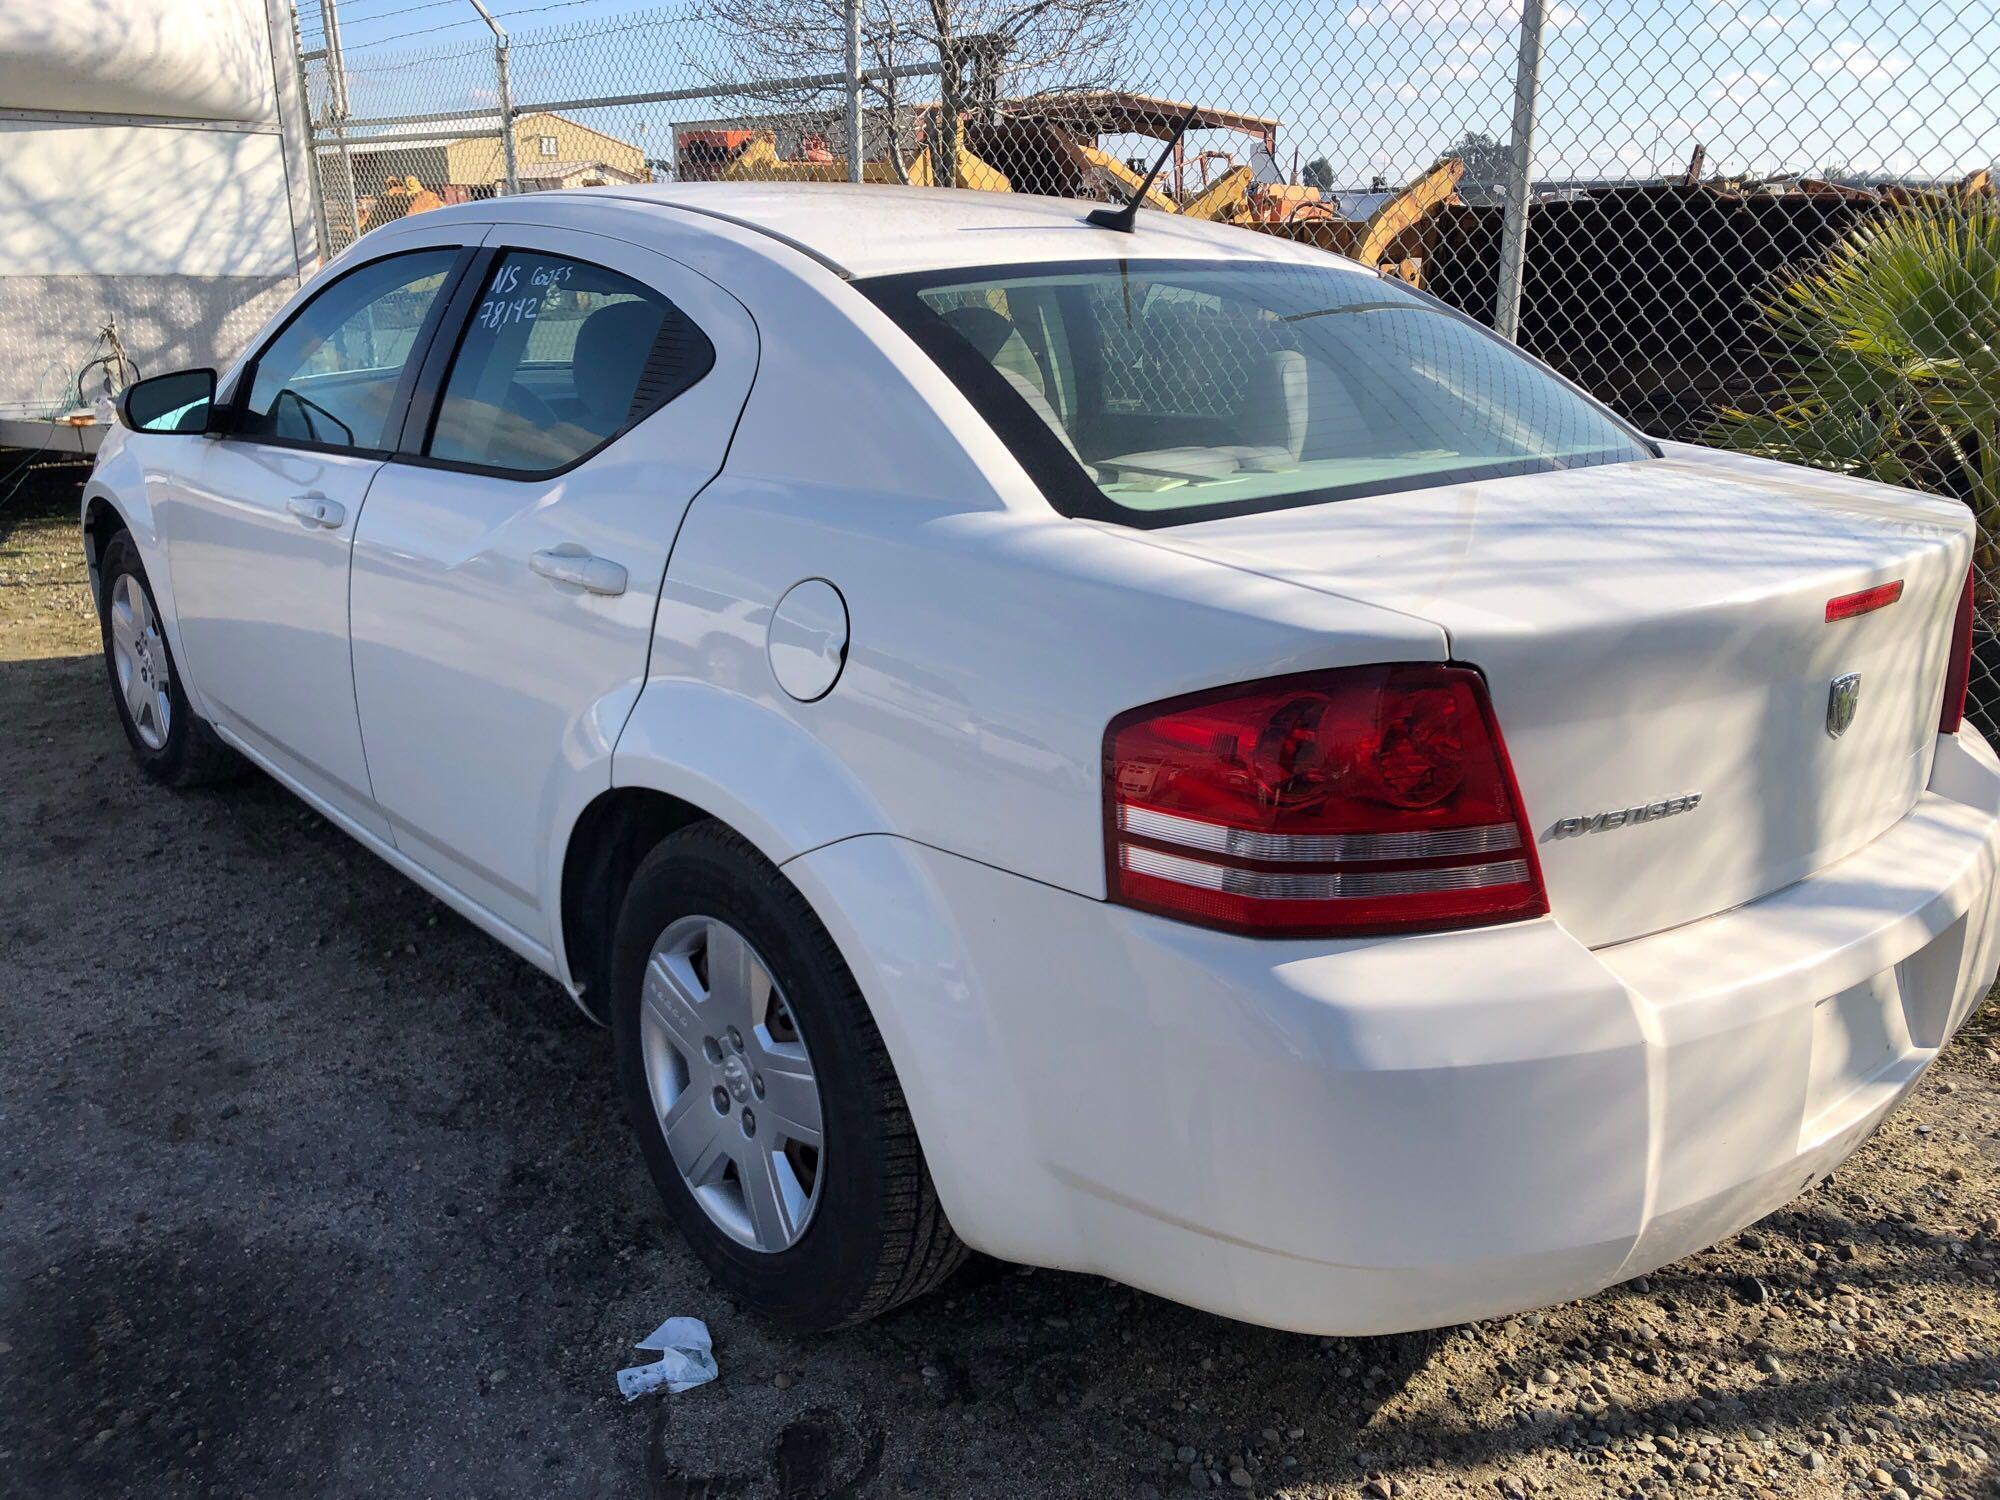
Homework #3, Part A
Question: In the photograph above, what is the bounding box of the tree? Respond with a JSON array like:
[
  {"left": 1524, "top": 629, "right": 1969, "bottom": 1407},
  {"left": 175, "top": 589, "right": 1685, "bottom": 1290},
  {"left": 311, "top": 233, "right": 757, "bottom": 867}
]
[
  {"left": 693, "top": 0, "right": 1133, "bottom": 186},
  {"left": 1443, "top": 130, "right": 1513, "bottom": 203},
  {"left": 1710, "top": 199, "right": 2000, "bottom": 565},
  {"left": 1302, "top": 156, "right": 1335, "bottom": 194}
]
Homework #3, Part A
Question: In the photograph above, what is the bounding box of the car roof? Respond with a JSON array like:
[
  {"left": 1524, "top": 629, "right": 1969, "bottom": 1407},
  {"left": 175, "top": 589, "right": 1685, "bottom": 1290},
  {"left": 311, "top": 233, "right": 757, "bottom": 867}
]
[{"left": 560, "top": 182, "right": 1368, "bottom": 281}]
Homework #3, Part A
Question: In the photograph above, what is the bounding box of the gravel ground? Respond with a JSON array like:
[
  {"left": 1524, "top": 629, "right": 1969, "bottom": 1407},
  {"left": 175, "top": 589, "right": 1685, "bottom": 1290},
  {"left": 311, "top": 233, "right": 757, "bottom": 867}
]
[{"left": 4, "top": 467, "right": 2000, "bottom": 1500}]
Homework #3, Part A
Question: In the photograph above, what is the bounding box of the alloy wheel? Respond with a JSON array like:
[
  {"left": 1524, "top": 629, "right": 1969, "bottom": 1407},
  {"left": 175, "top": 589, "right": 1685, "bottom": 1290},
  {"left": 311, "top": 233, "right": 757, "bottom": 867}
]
[
  {"left": 640, "top": 915, "right": 825, "bottom": 1252},
  {"left": 108, "top": 573, "right": 172, "bottom": 751}
]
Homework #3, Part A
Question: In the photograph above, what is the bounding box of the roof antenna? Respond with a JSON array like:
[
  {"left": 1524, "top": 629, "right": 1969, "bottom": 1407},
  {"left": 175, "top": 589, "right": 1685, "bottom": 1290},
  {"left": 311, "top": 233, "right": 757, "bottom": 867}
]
[{"left": 1085, "top": 105, "right": 1199, "bottom": 233}]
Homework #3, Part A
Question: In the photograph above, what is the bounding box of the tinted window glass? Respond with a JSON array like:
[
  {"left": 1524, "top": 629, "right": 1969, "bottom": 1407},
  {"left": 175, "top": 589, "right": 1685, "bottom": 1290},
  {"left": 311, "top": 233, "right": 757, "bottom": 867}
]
[
  {"left": 242, "top": 250, "right": 457, "bottom": 451},
  {"left": 860, "top": 259, "right": 1650, "bottom": 526},
  {"left": 426, "top": 252, "right": 713, "bottom": 473}
]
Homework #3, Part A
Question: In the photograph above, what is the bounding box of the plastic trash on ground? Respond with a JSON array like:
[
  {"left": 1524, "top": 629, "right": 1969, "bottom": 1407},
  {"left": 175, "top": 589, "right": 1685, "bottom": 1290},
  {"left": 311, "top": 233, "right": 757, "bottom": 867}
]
[{"left": 616, "top": 1316, "right": 718, "bottom": 1400}]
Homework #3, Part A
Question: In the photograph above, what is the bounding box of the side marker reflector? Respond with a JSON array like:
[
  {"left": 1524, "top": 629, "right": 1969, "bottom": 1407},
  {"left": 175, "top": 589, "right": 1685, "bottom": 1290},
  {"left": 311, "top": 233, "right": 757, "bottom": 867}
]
[{"left": 1825, "top": 581, "right": 1903, "bottom": 622}]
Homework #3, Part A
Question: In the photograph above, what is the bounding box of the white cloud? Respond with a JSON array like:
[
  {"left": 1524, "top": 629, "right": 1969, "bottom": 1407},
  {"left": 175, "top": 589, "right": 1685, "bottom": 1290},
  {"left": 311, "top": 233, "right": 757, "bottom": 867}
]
[
  {"left": 1706, "top": 66, "right": 1776, "bottom": 105},
  {"left": 1809, "top": 40, "right": 1910, "bottom": 79},
  {"left": 1347, "top": 0, "right": 1577, "bottom": 29}
]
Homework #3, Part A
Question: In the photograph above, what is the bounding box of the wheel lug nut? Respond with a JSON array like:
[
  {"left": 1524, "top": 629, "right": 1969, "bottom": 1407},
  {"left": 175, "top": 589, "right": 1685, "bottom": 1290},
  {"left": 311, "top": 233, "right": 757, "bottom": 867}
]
[
  {"left": 727, "top": 1026, "right": 744, "bottom": 1052},
  {"left": 712, "top": 1085, "right": 730, "bottom": 1114},
  {"left": 752, "top": 1073, "right": 765, "bottom": 1099},
  {"left": 741, "top": 1109, "right": 756, "bottom": 1137}
]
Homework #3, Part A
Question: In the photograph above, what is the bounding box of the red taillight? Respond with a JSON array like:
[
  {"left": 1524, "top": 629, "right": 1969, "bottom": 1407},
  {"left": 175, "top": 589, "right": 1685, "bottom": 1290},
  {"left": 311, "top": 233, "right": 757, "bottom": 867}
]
[
  {"left": 1104, "top": 664, "right": 1548, "bottom": 938},
  {"left": 1941, "top": 566, "right": 1976, "bottom": 734}
]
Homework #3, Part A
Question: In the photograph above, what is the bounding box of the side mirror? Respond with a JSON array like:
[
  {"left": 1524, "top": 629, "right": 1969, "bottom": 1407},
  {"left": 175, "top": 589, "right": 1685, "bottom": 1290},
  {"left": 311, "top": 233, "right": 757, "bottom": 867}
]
[{"left": 120, "top": 368, "right": 218, "bottom": 434}]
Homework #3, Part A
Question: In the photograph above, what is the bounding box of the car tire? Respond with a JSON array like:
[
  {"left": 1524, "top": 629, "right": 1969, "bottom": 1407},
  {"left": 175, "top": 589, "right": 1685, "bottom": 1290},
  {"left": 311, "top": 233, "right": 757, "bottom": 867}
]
[
  {"left": 96, "top": 531, "right": 242, "bottom": 787},
  {"left": 610, "top": 821, "right": 967, "bottom": 1328}
]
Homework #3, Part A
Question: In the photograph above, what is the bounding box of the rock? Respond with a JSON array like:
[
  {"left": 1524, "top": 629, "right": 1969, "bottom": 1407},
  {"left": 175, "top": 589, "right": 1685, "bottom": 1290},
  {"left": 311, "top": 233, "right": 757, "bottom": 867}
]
[
  {"left": 1178, "top": 1446, "right": 1198, "bottom": 1465},
  {"left": 1229, "top": 1468, "right": 1254, "bottom": 1491},
  {"left": 1685, "top": 1462, "right": 1711, "bottom": 1481},
  {"left": 772, "top": 1372, "right": 794, "bottom": 1390}
]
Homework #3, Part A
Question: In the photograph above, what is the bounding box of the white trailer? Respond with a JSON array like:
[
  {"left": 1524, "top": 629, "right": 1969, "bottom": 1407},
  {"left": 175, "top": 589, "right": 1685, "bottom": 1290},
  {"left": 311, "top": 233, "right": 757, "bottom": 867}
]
[{"left": 0, "top": 0, "right": 317, "bottom": 455}]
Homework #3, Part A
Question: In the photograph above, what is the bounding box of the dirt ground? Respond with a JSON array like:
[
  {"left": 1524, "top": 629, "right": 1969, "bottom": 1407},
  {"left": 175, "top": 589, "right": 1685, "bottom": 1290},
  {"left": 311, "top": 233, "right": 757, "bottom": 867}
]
[{"left": 3, "top": 464, "right": 1999, "bottom": 1500}]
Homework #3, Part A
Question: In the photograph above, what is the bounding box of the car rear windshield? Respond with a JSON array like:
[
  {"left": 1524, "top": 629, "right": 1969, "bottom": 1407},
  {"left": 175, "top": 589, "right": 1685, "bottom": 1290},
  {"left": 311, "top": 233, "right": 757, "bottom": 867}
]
[{"left": 857, "top": 257, "right": 1652, "bottom": 527}]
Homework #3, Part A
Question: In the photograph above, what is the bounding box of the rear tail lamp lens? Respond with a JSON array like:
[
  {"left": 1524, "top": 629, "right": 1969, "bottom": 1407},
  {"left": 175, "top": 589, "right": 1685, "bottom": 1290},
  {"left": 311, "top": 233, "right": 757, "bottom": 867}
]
[
  {"left": 1104, "top": 664, "right": 1547, "bottom": 938},
  {"left": 1941, "top": 565, "right": 1976, "bottom": 735}
]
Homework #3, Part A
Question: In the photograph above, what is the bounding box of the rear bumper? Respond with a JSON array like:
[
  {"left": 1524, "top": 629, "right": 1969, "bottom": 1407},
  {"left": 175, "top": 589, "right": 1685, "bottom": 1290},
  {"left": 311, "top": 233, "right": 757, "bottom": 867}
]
[{"left": 786, "top": 729, "right": 2000, "bottom": 1334}]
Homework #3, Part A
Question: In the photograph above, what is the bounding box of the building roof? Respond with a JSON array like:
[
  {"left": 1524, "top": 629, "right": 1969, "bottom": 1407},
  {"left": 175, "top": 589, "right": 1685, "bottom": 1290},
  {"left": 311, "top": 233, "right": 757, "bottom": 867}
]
[
  {"left": 1001, "top": 91, "right": 1281, "bottom": 143},
  {"left": 579, "top": 181, "right": 1357, "bottom": 278},
  {"left": 510, "top": 158, "right": 642, "bottom": 181}
]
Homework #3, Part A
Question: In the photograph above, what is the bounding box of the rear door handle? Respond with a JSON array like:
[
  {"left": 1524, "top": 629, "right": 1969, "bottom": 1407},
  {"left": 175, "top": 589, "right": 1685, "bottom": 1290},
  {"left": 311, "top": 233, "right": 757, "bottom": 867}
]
[
  {"left": 530, "top": 545, "right": 627, "bottom": 597},
  {"left": 286, "top": 494, "right": 346, "bottom": 529}
]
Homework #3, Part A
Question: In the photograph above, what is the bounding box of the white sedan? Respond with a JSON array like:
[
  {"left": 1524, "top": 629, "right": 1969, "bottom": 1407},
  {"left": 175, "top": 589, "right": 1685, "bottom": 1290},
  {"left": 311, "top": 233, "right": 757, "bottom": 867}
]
[{"left": 86, "top": 183, "right": 1999, "bottom": 1333}]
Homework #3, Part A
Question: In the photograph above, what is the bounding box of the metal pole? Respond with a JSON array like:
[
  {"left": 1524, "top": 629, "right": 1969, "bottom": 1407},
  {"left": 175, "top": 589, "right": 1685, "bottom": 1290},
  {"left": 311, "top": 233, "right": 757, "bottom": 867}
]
[
  {"left": 468, "top": 0, "right": 522, "bottom": 196},
  {"left": 844, "top": 0, "right": 863, "bottom": 183},
  {"left": 287, "top": 3, "right": 332, "bottom": 262},
  {"left": 322, "top": 0, "right": 362, "bottom": 247},
  {"left": 1493, "top": 0, "right": 1545, "bottom": 341}
]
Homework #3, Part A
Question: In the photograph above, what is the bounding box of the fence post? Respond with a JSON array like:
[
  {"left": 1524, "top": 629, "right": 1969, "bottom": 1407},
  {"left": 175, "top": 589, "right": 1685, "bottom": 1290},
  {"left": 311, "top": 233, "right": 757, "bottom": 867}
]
[
  {"left": 322, "top": 0, "right": 362, "bottom": 248},
  {"left": 288, "top": 1, "right": 333, "bottom": 263},
  {"left": 469, "top": 0, "right": 522, "bottom": 196},
  {"left": 844, "top": 0, "right": 863, "bottom": 184},
  {"left": 1493, "top": 0, "right": 1545, "bottom": 341}
]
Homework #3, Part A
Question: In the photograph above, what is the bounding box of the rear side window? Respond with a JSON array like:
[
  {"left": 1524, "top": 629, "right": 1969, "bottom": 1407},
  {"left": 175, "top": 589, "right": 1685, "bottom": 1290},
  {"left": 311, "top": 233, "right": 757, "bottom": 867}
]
[
  {"left": 240, "top": 249, "right": 458, "bottom": 452},
  {"left": 425, "top": 251, "right": 714, "bottom": 474}
]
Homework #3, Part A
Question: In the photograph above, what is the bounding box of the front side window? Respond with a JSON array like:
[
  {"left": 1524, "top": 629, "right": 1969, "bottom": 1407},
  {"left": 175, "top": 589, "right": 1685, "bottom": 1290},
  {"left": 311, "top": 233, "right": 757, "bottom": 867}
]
[
  {"left": 240, "top": 250, "right": 458, "bottom": 451},
  {"left": 860, "top": 258, "right": 1652, "bottom": 526},
  {"left": 425, "top": 251, "right": 713, "bottom": 474}
]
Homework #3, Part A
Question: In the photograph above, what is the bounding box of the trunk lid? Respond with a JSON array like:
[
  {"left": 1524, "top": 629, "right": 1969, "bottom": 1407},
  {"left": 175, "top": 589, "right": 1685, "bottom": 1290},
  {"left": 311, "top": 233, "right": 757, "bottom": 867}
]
[{"left": 1142, "top": 444, "right": 1974, "bottom": 948}]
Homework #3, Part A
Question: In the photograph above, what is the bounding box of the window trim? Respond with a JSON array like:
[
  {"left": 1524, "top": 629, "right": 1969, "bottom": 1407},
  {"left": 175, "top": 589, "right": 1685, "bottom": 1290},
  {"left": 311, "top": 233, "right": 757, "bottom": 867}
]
[
  {"left": 221, "top": 244, "right": 479, "bottom": 461},
  {"left": 854, "top": 257, "right": 1660, "bottom": 531},
  {"left": 390, "top": 242, "right": 717, "bottom": 483}
]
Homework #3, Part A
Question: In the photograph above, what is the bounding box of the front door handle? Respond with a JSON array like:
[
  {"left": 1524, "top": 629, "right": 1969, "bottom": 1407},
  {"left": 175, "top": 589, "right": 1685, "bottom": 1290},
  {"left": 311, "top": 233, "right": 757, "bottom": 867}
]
[
  {"left": 286, "top": 494, "right": 346, "bottom": 530},
  {"left": 530, "top": 545, "right": 627, "bottom": 597}
]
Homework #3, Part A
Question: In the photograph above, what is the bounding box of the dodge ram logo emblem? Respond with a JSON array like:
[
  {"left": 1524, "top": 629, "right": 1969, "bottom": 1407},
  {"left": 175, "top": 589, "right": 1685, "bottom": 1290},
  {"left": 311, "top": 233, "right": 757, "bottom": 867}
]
[{"left": 1827, "top": 672, "right": 1862, "bottom": 738}]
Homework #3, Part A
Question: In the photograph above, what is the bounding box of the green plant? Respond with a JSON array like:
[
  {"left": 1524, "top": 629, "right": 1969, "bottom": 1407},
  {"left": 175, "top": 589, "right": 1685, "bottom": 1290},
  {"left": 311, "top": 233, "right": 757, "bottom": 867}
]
[{"left": 1711, "top": 197, "right": 2000, "bottom": 548}]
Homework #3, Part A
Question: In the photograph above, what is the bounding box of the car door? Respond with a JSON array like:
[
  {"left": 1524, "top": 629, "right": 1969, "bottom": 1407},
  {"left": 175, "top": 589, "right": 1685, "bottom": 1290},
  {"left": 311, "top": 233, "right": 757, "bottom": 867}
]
[
  {"left": 348, "top": 229, "right": 757, "bottom": 949},
  {"left": 162, "top": 244, "right": 474, "bottom": 838}
]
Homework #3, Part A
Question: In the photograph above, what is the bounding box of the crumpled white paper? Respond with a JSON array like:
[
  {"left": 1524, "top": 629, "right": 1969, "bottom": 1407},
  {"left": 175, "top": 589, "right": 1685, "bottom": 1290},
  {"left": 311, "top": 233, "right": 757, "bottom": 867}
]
[{"left": 616, "top": 1316, "right": 718, "bottom": 1401}]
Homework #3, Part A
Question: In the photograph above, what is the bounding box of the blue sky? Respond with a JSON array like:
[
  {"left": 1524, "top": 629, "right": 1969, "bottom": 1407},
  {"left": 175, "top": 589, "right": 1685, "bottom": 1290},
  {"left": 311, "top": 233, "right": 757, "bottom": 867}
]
[{"left": 304, "top": 0, "right": 1999, "bottom": 185}]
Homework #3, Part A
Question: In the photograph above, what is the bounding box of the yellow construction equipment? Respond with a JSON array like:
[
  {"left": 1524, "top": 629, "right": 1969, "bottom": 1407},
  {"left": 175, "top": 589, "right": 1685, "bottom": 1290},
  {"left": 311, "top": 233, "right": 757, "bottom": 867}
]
[{"left": 718, "top": 130, "right": 1011, "bottom": 192}]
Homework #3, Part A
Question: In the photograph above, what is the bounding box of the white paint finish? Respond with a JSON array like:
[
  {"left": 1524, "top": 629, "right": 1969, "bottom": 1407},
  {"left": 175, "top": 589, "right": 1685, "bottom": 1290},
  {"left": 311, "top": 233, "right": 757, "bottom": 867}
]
[
  {"left": 651, "top": 485, "right": 1444, "bottom": 897},
  {"left": 1150, "top": 443, "right": 1976, "bottom": 947},
  {"left": 767, "top": 579, "right": 848, "bottom": 702},
  {"left": 784, "top": 732, "right": 2000, "bottom": 1333},
  {"left": 594, "top": 181, "right": 1361, "bottom": 278},
  {"left": 0, "top": 0, "right": 277, "bottom": 123},
  {"left": 88, "top": 188, "right": 2000, "bottom": 1333},
  {"left": 0, "top": 123, "right": 296, "bottom": 277},
  {"left": 159, "top": 437, "right": 390, "bottom": 838},
  {"left": 349, "top": 226, "right": 759, "bottom": 944}
]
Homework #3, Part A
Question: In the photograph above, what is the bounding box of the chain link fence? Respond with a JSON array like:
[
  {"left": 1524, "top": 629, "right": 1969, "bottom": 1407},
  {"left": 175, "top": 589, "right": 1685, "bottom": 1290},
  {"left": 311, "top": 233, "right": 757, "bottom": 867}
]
[{"left": 295, "top": 0, "right": 1999, "bottom": 722}]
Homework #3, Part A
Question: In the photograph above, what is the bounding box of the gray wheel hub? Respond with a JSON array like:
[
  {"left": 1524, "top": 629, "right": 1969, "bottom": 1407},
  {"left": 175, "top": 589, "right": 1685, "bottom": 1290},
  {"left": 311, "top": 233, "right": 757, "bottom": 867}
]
[
  {"left": 640, "top": 915, "right": 825, "bottom": 1253},
  {"left": 108, "top": 573, "right": 172, "bottom": 751}
]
